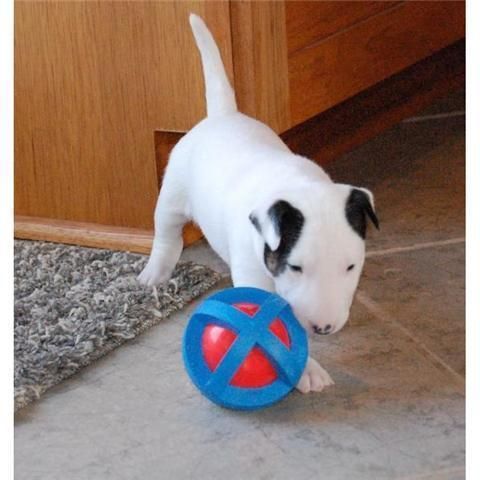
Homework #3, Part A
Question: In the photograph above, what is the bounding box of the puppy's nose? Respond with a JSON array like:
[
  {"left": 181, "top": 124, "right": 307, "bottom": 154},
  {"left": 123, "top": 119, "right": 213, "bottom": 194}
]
[{"left": 312, "top": 324, "right": 332, "bottom": 335}]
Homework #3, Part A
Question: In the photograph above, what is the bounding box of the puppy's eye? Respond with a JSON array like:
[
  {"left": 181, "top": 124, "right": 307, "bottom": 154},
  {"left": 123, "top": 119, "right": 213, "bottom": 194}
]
[
  {"left": 288, "top": 264, "right": 303, "bottom": 273},
  {"left": 347, "top": 264, "right": 355, "bottom": 272}
]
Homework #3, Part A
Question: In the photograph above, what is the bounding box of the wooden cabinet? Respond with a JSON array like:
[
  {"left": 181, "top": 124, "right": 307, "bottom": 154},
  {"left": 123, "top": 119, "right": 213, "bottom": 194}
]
[
  {"left": 286, "top": 1, "right": 465, "bottom": 125},
  {"left": 15, "top": 1, "right": 464, "bottom": 253}
]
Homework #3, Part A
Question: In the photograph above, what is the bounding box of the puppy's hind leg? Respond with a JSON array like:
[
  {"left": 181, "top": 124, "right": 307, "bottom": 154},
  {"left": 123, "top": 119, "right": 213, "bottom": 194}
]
[{"left": 138, "top": 164, "right": 188, "bottom": 287}]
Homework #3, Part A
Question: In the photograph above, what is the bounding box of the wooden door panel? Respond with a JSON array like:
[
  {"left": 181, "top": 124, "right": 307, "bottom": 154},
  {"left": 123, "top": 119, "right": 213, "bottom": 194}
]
[{"left": 15, "top": 1, "right": 233, "bottom": 229}]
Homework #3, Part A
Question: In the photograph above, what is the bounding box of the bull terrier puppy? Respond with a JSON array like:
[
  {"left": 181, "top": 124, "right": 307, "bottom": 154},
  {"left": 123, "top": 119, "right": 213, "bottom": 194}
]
[{"left": 139, "top": 14, "right": 379, "bottom": 393}]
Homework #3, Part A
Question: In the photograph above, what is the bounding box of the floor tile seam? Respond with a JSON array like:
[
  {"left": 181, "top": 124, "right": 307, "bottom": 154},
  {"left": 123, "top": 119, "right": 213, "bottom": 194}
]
[
  {"left": 366, "top": 238, "right": 465, "bottom": 258},
  {"left": 356, "top": 290, "right": 465, "bottom": 392}
]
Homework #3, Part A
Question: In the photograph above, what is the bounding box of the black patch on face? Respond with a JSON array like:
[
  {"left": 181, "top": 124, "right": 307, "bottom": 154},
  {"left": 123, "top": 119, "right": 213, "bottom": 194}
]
[
  {"left": 263, "top": 200, "right": 305, "bottom": 276},
  {"left": 345, "top": 189, "right": 379, "bottom": 239}
]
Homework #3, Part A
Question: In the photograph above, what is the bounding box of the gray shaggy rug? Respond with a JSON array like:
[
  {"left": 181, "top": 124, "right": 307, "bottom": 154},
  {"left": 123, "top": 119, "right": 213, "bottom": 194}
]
[{"left": 14, "top": 240, "right": 222, "bottom": 411}]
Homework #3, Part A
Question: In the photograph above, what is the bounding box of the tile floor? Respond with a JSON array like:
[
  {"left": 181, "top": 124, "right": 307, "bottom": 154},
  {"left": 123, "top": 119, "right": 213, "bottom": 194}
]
[{"left": 15, "top": 89, "right": 465, "bottom": 480}]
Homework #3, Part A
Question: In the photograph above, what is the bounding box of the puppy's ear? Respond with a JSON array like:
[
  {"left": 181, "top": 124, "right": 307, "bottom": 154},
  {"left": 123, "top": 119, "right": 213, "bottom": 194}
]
[
  {"left": 249, "top": 200, "right": 305, "bottom": 276},
  {"left": 249, "top": 206, "right": 281, "bottom": 251},
  {"left": 249, "top": 200, "right": 304, "bottom": 252},
  {"left": 345, "top": 187, "right": 379, "bottom": 239}
]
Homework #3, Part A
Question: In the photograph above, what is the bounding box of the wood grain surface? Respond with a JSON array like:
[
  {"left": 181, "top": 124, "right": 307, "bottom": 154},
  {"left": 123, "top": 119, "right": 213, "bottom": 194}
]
[
  {"left": 288, "top": 1, "right": 465, "bottom": 125},
  {"left": 286, "top": 1, "right": 401, "bottom": 55},
  {"left": 230, "top": 1, "right": 290, "bottom": 133},
  {"left": 15, "top": 1, "right": 233, "bottom": 229}
]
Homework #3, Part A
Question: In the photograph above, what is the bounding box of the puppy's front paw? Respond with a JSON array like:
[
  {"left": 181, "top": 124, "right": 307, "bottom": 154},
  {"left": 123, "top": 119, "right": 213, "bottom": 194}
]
[
  {"left": 296, "top": 358, "right": 334, "bottom": 394},
  {"left": 137, "top": 258, "right": 174, "bottom": 287}
]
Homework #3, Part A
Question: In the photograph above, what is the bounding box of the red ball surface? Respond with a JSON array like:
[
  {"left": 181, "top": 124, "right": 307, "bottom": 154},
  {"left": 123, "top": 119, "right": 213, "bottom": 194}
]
[{"left": 201, "top": 302, "right": 291, "bottom": 388}]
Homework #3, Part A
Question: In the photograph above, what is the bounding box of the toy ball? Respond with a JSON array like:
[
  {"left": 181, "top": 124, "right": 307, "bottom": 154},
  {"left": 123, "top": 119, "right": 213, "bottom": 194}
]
[{"left": 182, "top": 287, "right": 308, "bottom": 410}]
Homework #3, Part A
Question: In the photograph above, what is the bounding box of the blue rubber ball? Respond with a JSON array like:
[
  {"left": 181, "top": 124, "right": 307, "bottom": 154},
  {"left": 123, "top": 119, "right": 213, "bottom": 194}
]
[{"left": 182, "top": 287, "right": 308, "bottom": 410}]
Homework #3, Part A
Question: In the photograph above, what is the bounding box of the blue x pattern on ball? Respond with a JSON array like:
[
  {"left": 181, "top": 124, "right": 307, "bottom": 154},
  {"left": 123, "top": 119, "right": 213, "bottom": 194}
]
[
  {"left": 182, "top": 287, "right": 308, "bottom": 410},
  {"left": 195, "top": 296, "right": 299, "bottom": 390}
]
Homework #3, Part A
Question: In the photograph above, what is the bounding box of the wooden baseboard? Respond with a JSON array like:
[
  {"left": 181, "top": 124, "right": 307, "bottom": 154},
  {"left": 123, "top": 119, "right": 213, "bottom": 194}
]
[
  {"left": 14, "top": 216, "right": 203, "bottom": 254},
  {"left": 281, "top": 40, "right": 465, "bottom": 164}
]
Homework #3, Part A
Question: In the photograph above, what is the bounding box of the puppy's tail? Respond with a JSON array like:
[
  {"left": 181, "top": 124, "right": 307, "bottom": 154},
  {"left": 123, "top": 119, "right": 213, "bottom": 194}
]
[{"left": 189, "top": 13, "right": 237, "bottom": 117}]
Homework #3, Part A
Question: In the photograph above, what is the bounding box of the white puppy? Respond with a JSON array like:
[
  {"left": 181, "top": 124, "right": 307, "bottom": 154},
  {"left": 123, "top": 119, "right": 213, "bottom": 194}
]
[{"left": 139, "top": 14, "right": 379, "bottom": 393}]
